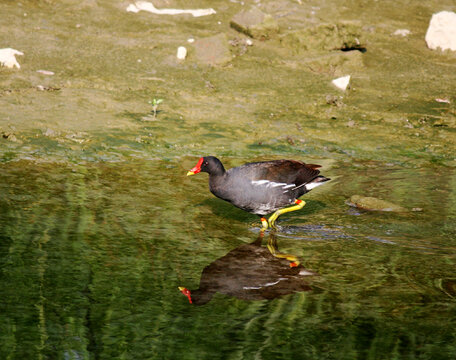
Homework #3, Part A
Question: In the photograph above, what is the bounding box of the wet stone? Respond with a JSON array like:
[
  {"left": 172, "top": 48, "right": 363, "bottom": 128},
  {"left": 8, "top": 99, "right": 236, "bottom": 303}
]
[
  {"left": 193, "top": 33, "right": 232, "bottom": 66},
  {"left": 230, "top": 6, "right": 279, "bottom": 39},
  {"left": 326, "top": 95, "right": 344, "bottom": 107},
  {"left": 280, "top": 23, "right": 364, "bottom": 52},
  {"left": 1, "top": 132, "right": 18, "bottom": 142},
  {"left": 44, "top": 128, "right": 57, "bottom": 137},
  {"left": 348, "top": 195, "right": 408, "bottom": 212}
]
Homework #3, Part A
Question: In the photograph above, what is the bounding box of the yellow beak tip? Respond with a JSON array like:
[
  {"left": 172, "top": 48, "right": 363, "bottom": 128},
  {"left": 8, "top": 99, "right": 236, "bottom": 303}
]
[{"left": 186, "top": 171, "right": 195, "bottom": 176}]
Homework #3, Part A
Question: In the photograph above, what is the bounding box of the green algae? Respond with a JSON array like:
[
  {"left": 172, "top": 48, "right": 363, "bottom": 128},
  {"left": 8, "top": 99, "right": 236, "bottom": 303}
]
[
  {"left": 0, "top": 0, "right": 455, "bottom": 167},
  {"left": 1, "top": 159, "right": 455, "bottom": 359}
]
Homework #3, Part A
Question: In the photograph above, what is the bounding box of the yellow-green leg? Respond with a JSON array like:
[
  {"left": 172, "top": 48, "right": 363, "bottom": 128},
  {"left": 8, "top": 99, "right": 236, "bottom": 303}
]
[
  {"left": 260, "top": 217, "right": 269, "bottom": 232},
  {"left": 267, "top": 199, "right": 306, "bottom": 229},
  {"left": 267, "top": 236, "right": 300, "bottom": 267}
]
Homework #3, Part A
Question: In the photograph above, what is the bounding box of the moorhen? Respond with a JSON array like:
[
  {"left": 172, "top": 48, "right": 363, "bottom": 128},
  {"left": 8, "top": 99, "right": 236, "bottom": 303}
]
[{"left": 187, "top": 156, "right": 330, "bottom": 230}]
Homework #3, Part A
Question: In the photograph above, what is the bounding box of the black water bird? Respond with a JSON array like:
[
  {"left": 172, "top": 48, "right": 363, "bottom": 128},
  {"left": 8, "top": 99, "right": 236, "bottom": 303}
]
[{"left": 187, "top": 156, "right": 330, "bottom": 229}]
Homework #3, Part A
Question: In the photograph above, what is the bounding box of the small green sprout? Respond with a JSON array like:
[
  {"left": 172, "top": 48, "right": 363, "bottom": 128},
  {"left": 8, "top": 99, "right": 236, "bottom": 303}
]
[{"left": 148, "top": 98, "right": 163, "bottom": 120}]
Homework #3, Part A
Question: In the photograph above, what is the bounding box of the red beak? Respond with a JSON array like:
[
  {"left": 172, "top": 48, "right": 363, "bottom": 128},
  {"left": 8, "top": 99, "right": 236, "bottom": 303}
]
[
  {"left": 178, "top": 287, "right": 192, "bottom": 304},
  {"left": 187, "top": 157, "right": 204, "bottom": 176}
]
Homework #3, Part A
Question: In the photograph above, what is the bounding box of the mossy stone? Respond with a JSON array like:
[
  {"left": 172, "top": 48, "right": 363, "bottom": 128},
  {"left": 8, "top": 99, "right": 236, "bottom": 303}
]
[
  {"left": 230, "top": 6, "right": 279, "bottom": 39},
  {"left": 349, "top": 195, "right": 408, "bottom": 212}
]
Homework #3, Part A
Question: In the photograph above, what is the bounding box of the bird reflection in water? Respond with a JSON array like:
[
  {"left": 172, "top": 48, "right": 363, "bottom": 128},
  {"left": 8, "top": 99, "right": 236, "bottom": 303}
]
[{"left": 178, "top": 232, "right": 318, "bottom": 305}]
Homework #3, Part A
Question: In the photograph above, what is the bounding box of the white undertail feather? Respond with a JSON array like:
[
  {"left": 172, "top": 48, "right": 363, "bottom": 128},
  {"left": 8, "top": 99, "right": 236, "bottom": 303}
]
[
  {"left": 304, "top": 182, "right": 325, "bottom": 191},
  {"left": 251, "top": 180, "right": 269, "bottom": 186}
]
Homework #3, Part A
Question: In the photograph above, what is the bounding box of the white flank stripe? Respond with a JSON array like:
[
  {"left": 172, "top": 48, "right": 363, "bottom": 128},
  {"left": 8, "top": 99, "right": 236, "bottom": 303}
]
[
  {"left": 251, "top": 180, "right": 295, "bottom": 189},
  {"left": 251, "top": 180, "right": 269, "bottom": 186},
  {"left": 243, "top": 278, "right": 287, "bottom": 290},
  {"left": 271, "top": 182, "right": 287, "bottom": 188},
  {"left": 305, "top": 182, "right": 325, "bottom": 191}
]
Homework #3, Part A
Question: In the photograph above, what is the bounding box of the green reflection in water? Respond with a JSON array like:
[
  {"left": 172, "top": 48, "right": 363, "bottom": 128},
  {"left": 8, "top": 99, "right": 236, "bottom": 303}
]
[{"left": 0, "top": 160, "right": 455, "bottom": 359}]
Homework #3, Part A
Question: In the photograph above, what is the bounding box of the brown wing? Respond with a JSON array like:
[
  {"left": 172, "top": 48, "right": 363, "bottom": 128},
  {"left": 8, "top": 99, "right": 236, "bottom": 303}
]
[
  {"left": 305, "top": 164, "right": 322, "bottom": 170},
  {"left": 237, "top": 160, "right": 321, "bottom": 187}
]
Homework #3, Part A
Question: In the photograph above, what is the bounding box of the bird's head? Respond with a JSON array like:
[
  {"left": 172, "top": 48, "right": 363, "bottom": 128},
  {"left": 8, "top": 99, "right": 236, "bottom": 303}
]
[{"left": 187, "top": 156, "right": 225, "bottom": 176}]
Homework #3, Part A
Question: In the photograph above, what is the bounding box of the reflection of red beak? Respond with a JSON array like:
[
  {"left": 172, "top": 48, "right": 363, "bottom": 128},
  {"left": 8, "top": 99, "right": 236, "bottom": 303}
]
[{"left": 178, "top": 287, "right": 192, "bottom": 304}]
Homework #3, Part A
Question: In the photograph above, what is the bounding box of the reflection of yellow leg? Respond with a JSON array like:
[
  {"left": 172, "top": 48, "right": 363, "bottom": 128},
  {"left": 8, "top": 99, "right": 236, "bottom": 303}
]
[
  {"left": 267, "top": 236, "right": 300, "bottom": 267},
  {"left": 268, "top": 199, "right": 306, "bottom": 229}
]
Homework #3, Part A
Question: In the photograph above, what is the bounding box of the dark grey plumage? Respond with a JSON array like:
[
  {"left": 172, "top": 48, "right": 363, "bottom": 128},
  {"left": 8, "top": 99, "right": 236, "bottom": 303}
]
[{"left": 195, "top": 156, "right": 330, "bottom": 216}]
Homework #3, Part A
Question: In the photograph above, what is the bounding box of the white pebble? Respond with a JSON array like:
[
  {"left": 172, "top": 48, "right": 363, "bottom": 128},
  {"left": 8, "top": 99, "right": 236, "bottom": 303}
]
[
  {"left": 126, "top": 2, "right": 216, "bottom": 17},
  {"left": 177, "top": 46, "right": 187, "bottom": 60},
  {"left": 393, "top": 29, "right": 410, "bottom": 37},
  {"left": 36, "top": 70, "right": 54, "bottom": 75},
  {"left": 332, "top": 75, "right": 350, "bottom": 91},
  {"left": 0, "top": 48, "right": 23, "bottom": 69},
  {"left": 425, "top": 11, "right": 456, "bottom": 51},
  {"left": 435, "top": 98, "right": 450, "bottom": 103},
  {"left": 187, "top": 38, "right": 195, "bottom": 43}
]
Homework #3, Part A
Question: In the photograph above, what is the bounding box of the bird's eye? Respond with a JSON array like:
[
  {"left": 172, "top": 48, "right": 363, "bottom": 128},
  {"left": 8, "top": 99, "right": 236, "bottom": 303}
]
[{"left": 204, "top": 162, "right": 208, "bottom": 166}]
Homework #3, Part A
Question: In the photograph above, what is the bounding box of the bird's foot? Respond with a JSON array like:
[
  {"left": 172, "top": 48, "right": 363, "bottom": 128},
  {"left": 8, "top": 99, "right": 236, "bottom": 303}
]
[
  {"left": 266, "top": 237, "right": 300, "bottom": 267},
  {"left": 260, "top": 217, "right": 269, "bottom": 232}
]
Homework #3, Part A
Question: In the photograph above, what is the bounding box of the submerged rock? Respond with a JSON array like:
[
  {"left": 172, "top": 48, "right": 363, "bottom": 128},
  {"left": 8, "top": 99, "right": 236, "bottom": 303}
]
[
  {"left": 1, "top": 132, "right": 18, "bottom": 142},
  {"left": 348, "top": 195, "right": 408, "bottom": 212},
  {"left": 425, "top": 11, "right": 456, "bottom": 51},
  {"left": 44, "top": 128, "right": 58, "bottom": 137},
  {"left": 230, "top": 6, "right": 279, "bottom": 39},
  {"left": 193, "top": 33, "right": 231, "bottom": 66}
]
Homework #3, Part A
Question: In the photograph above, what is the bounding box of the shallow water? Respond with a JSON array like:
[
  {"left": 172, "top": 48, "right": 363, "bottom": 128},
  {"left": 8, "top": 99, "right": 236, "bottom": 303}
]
[{"left": 1, "top": 159, "right": 455, "bottom": 359}]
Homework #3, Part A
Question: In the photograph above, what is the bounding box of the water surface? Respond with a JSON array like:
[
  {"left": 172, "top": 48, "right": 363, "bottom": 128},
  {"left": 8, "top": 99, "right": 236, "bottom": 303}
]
[{"left": 1, "top": 160, "right": 455, "bottom": 359}]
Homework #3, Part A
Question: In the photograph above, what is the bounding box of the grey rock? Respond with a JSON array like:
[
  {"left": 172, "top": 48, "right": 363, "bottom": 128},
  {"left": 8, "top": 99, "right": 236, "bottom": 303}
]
[
  {"left": 230, "top": 6, "right": 279, "bottom": 39},
  {"left": 348, "top": 195, "right": 408, "bottom": 212},
  {"left": 193, "top": 33, "right": 232, "bottom": 66}
]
